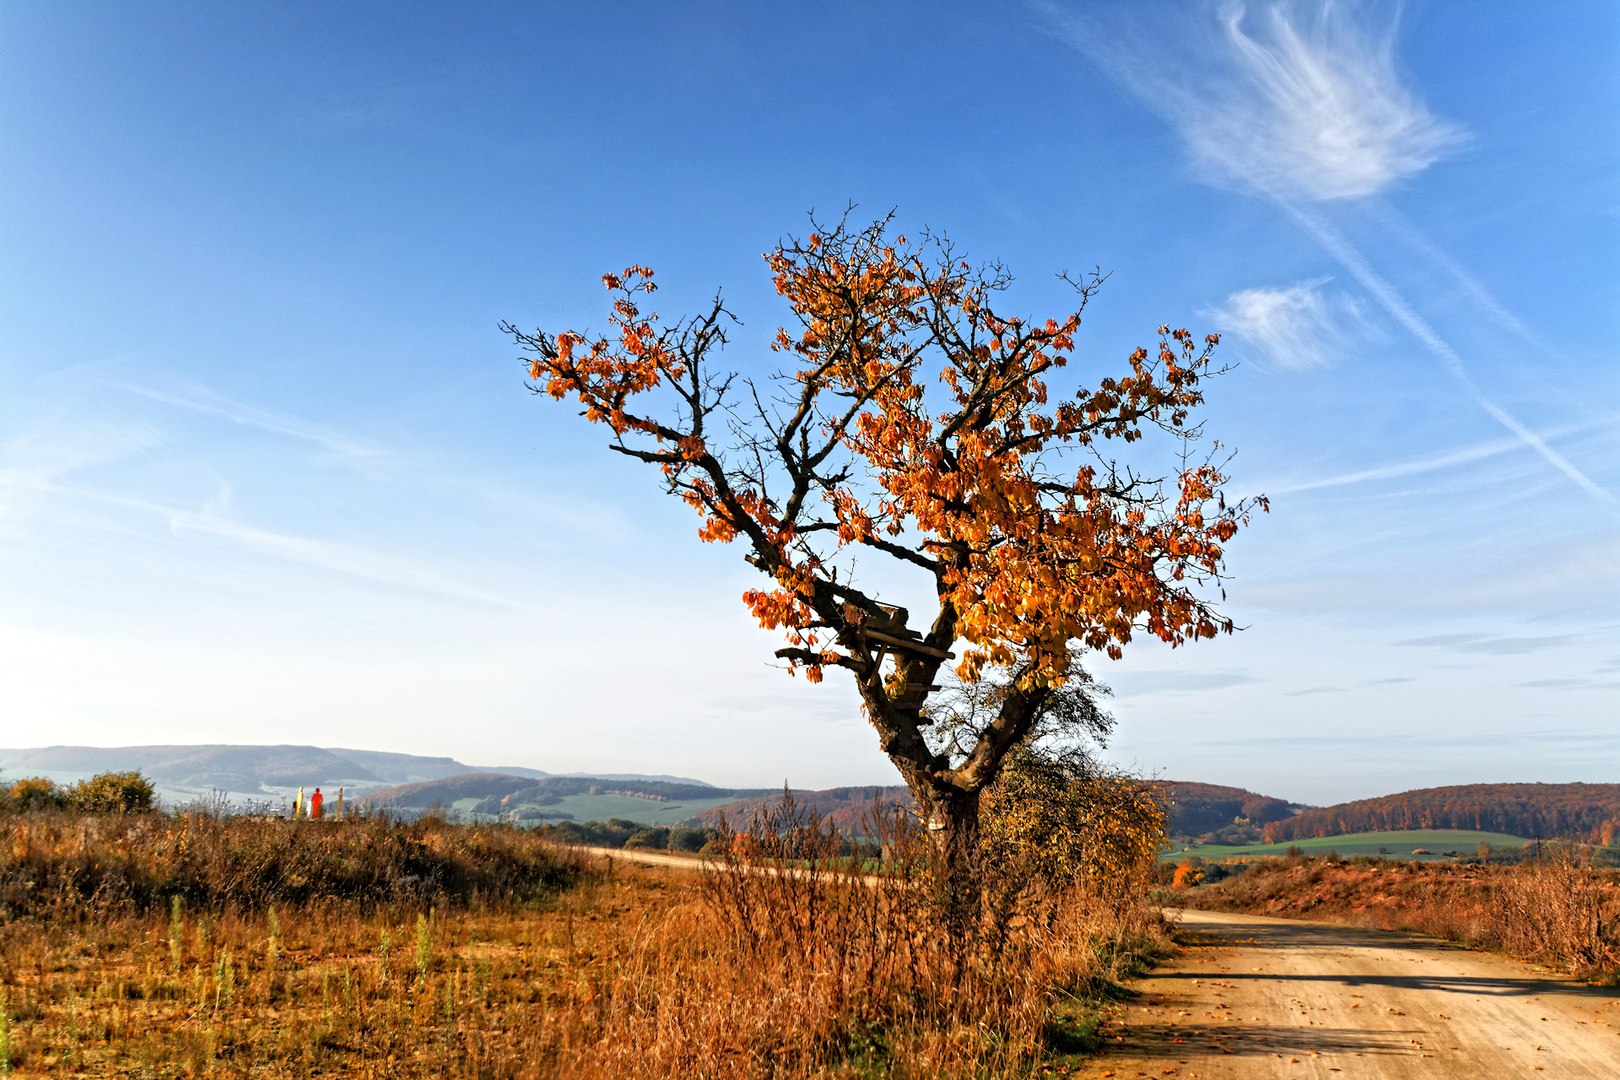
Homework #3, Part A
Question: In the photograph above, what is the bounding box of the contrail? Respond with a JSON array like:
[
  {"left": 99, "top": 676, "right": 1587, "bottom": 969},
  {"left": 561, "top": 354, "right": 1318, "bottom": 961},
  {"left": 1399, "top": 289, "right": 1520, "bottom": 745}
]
[
  {"left": 1280, "top": 201, "right": 1610, "bottom": 503},
  {"left": 1364, "top": 199, "right": 1548, "bottom": 351}
]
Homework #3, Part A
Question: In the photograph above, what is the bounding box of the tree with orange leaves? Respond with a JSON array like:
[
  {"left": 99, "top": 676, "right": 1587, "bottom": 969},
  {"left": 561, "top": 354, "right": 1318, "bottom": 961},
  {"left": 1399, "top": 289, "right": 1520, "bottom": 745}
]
[{"left": 504, "top": 212, "right": 1264, "bottom": 899}]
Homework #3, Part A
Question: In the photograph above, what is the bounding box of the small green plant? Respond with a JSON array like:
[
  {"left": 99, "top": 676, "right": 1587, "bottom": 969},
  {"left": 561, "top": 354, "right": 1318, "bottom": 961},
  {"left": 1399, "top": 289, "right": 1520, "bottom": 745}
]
[
  {"left": 215, "top": 949, "right": 234, "bottom": 1009},
  {"left": 0, "top": 990, "right": 12, "bottom": 1076},
  {"left": 415, "top": 912, "right": 432, "bottom": 983},
  {"left": 169, "top": 896, "right": 183, "bottom": 968},
  {"left": 845, "top": 1019, "right": 888, "bottom": 1074}
]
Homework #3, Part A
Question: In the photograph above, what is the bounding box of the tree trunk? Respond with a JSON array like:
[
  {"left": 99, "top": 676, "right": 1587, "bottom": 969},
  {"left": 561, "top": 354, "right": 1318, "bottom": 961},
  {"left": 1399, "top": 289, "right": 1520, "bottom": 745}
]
[{"left": 915, "top": 783, "right": 983, "bottom": 944}]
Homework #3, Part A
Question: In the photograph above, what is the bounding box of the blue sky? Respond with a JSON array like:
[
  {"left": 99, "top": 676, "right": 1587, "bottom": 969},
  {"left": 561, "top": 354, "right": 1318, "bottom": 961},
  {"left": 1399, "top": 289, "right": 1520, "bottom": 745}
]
[{"left": 2, "top": 1, "right": 1615, "bottom": 804}]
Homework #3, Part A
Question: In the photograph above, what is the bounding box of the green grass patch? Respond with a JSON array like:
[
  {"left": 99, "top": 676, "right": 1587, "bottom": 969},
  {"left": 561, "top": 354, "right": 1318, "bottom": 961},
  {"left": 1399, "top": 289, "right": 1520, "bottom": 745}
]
[{"left": 1163, "top": 828, "right": 1529, "bottom": 861}]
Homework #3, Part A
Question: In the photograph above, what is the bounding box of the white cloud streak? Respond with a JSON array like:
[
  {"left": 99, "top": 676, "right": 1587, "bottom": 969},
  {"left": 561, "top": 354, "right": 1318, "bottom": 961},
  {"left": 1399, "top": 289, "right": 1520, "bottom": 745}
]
[
  {"left": 1262, "top": 417, "right": 1615, "bottom": 495},
  {"left": 1267, "top": 432, "right": 1527, "bottom": 494}
]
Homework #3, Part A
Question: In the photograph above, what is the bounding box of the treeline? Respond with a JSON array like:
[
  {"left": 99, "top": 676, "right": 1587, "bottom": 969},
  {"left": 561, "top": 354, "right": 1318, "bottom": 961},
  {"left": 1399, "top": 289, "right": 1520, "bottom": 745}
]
[
  {"left": 688, "top": 781, "right": 1305, "bottom": 841},
  {"left": 534, "top": 818, "right": 721, "bottom": 853},
  {"left": 1263, "top": 782, "right": 1620, "bottom": 844}
]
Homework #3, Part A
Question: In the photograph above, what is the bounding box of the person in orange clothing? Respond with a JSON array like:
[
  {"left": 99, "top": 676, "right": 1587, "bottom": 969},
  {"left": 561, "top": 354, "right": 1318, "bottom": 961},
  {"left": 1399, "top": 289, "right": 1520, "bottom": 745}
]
[{"left": 311, "top": 787, "right": 324, "bottom": 819}]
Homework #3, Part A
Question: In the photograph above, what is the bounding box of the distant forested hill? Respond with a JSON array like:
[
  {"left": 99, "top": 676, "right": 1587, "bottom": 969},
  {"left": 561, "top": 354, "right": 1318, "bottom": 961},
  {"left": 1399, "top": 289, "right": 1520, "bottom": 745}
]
[
  {"left": 1262, "top": 783, "right": 1620, "bottom": 844},
  {"left": 1160, "top": 782, "right": 1306, "bottom": 835}
]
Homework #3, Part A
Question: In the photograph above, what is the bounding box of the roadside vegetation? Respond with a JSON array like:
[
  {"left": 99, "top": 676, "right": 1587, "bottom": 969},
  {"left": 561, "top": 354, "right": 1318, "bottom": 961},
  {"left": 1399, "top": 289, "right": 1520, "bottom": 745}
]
[{"left": 1165, "top": 847, "right": 1620, "bottom": 980}]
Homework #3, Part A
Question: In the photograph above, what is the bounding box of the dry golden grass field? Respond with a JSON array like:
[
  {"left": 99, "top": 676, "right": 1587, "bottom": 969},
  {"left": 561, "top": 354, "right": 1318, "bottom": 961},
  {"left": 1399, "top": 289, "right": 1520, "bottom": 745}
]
[{"left": 0, "top": 805, "right": 1170, "bottom": 1079}]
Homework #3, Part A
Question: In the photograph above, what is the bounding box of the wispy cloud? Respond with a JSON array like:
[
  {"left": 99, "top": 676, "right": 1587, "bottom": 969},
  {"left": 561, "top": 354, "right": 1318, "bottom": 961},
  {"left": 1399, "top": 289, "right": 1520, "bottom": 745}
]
[
  {"left": 1187, "top": 2, "right": 1466, "bottom": 200},
  {"left": 164, "top": 508, "right": 527, "bottom": 609},
  {"left": 1107, "top": 670, "right": 1263, "bottom": 697},
  {"left": 116, "top": 382, "right": 391, "bottom": 464},
  {"left": 0, "top": 420, "right": 167, "bottom": 516},
  {"left": 1040, "top": 0, "right": 1611, "bottom": 505},
  {"left": 1041, "top": 0, "right": 1466, "bottom": 202},
  {"left": 1396, "top": 632, "right": 1585, "bottom": 655},
  {"left": 1210, "top": 279, "right": 1365, "bottom": 369},
  {"left": 1519, "top": 677, "right": 1620, "bottom": 692}
]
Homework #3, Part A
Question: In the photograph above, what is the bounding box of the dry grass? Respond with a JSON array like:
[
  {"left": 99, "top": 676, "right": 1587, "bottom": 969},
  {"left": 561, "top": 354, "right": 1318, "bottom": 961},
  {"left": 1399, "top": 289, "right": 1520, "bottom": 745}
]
[
  {"left": 1179, "top": 849, "right": 1620, "bottom": 979},
  {"left": 0, "top": 803, "right": 1170, "bottom": 1078},
  {"left": 0, "top": 809, "right": 580, "bottom": 916}
]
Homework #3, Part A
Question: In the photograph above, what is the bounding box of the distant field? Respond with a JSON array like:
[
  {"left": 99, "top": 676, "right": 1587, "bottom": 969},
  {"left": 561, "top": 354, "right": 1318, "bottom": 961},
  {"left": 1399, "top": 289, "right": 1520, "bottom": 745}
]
[
  {"left": 1165, "top": 828, "right": 1530, "bottom": 862},
  {"left": 449, "top": 791, "right": 750, "bottom": 826}
]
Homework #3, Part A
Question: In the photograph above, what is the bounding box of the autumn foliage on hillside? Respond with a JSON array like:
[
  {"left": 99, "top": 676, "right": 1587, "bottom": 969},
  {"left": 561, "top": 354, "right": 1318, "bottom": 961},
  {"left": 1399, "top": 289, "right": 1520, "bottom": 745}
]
[{"left": 1262, "top": 783, "right": 1620, "bottom": 845}]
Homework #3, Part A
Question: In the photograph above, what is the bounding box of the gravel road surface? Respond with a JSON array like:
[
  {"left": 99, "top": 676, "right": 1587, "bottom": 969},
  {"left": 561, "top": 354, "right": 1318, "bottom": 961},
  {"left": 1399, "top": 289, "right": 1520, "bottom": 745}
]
[{"left": 1082, "top": 908, "right": 1620, "bottom": 1078}]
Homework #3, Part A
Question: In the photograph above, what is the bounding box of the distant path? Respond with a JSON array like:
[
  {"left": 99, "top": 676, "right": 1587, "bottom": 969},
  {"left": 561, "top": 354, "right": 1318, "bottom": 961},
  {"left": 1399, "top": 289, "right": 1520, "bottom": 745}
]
[
  {"left": 575, "top": 845, "right": 884, "bottom": 886},
  {"left": 578, "top": 846, "right": 709, "bottom": 872},
  {"left": 1080, "top": 908, "right": 1620, "bottom": 1078}
]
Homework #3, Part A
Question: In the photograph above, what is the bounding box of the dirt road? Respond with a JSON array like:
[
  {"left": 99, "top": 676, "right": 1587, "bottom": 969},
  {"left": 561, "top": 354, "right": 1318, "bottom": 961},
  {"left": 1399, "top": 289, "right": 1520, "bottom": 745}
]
[
  {"left": 579, "top": 845, "right": 707, "bottom": 872},
  {"left": 1082, "top": 908, "right": 1620, "bottom": 1079}
]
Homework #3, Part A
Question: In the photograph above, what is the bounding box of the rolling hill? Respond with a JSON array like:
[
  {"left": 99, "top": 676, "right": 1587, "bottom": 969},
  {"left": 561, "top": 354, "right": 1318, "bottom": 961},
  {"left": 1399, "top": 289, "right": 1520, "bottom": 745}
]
[
  {"left": 359, "top": 773, "right": 782, "bottom": 827},
  {"left": 1262, "top": 783, "right": 1620, "bottom": 845},
  {"left": 0, "top": 745, "right": 710, "bottom": 808}
]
